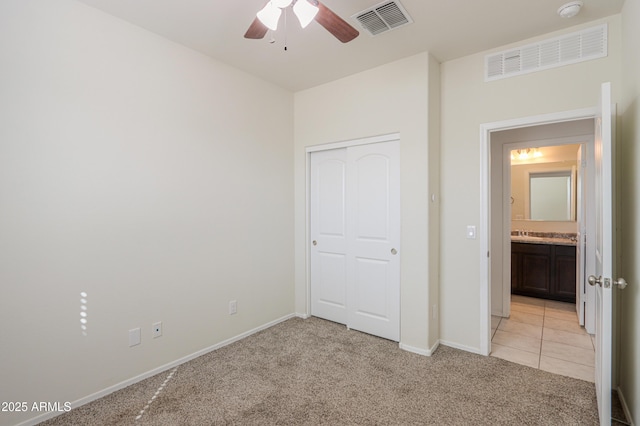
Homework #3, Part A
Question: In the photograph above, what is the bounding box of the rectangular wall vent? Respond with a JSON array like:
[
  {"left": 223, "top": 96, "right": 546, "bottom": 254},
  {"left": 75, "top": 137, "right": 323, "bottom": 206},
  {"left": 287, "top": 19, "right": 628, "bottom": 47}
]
[
  {"left": 485, "top": 24, "right": 607, "bottom": 82},
  {"left": 352, "top": 1, "right": 413, "bottom": 36}
]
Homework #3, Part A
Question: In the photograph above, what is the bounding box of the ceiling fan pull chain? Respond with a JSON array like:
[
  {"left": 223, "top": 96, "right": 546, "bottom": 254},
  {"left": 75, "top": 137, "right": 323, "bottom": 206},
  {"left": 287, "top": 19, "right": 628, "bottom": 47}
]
[{"left": 284, "top": 6, "right": 288, "bottom": 51}]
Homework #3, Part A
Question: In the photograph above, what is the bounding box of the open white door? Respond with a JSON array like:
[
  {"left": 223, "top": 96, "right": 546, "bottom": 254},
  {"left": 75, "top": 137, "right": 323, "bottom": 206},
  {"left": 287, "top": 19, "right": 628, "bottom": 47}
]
[
  {"left": 589, "top": 82, "right": 627, "bottom": 426},
  {"left": 591, "top": 81, "right": 613, "bottom": 425}
]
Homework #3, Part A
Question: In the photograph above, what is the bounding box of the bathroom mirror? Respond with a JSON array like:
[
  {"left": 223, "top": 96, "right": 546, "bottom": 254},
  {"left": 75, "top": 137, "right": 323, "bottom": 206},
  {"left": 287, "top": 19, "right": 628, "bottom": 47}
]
[
  {"left": 511, "top": 160, "right": 577, "bottom": 222},
  {"left": 529, "top": 171, "right": 572, "bottom": 221}
]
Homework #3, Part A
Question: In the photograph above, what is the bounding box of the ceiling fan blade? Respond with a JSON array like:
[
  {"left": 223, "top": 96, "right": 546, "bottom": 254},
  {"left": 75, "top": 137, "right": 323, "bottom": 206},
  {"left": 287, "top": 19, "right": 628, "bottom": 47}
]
[
  {"left": 314, "top": 1, "right": 359, "bottom": 43},
  {"left": 244, "top": 16, "right": 269, "bottom": 39}
]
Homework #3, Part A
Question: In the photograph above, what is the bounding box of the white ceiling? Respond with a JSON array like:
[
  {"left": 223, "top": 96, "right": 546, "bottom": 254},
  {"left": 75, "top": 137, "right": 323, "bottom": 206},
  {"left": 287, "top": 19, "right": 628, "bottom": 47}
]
[{"left": 75, "top": 0, "right": 624, "bottom": 91}]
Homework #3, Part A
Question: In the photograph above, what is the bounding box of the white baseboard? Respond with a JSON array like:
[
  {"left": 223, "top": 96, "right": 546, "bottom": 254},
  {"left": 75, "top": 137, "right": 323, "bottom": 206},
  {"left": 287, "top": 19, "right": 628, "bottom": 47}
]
[
  {"left": 17, "top": 313, "right": 296, "bottom": 426},
  {"left": 616, "top": 386, "right": 635, "bottom": 426},
  {"left": 439, "top": 339, "right": 483, "bottom": 355},
  {"left": 295, "top": 313, "right": 310, "bottom": 319},
  {"left": 399, "top": 340, "right": 439, "bottom": 356}
]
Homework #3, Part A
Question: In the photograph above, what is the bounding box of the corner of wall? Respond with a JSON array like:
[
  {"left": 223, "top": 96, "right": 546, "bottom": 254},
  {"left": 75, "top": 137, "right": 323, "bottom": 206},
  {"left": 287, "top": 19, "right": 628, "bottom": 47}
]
[{"left": 428, "top": 53, "right": 442, "bottom": 348}]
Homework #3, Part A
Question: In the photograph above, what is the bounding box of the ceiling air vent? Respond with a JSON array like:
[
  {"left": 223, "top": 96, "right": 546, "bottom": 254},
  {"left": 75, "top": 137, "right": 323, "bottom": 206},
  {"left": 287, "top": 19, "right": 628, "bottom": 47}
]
[
  {"left": 352, "top": 1, "right": 413, "bottom": 36},
  {"left": 485, "top": 24, "right": 607, "bottom": 82}
]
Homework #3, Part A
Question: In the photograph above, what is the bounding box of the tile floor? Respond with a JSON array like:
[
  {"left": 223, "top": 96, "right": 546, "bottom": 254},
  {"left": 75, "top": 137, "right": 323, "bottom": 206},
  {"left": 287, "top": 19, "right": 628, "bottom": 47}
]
[{"left": 491, "top": 295, "right": 595, "bottom": 382}]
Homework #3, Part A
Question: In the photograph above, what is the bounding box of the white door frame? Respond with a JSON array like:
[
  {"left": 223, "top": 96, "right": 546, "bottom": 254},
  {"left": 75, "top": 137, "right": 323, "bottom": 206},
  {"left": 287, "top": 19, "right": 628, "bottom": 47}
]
[
  {"left": 479, "top": 109, "right": 596, "bottom": 356},
  {"left": 305, "top": 133, "right": 401, "bottom": 322}
]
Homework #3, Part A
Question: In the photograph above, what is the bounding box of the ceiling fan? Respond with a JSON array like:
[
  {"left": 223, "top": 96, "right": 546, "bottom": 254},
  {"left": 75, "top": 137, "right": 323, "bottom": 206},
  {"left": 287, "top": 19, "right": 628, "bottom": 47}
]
[{"left": 244, "top": 0, "right": 359, "bottom": 43}]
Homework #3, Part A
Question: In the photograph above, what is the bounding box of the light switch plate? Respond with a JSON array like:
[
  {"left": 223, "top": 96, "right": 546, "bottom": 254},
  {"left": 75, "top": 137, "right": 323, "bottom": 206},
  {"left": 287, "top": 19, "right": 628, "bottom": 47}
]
[
  {"left": 466, "top": 225, "right": 477, "bottom": 239},
  {"left": 129, "top": 327, "right": 141, "bottom": 347}
]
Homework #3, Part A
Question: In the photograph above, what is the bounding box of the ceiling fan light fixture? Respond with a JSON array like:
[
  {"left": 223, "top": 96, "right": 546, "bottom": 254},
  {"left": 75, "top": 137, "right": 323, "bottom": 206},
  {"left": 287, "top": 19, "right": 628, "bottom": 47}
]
[
  {"left": 272, "top": 0, "right": 293, "bottom": 8},
  {"left": 257, "top": 1, "right": 282, "bottom": 31},
  {"left": 293, "top": 0, "right": 319, "bottom": 29}
]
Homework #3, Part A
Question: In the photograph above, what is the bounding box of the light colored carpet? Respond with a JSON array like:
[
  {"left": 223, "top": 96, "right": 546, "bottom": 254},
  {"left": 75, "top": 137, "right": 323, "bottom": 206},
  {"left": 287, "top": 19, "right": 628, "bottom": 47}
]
[{"left": 42, "top": 317, "right": 599, "bottom": 425}]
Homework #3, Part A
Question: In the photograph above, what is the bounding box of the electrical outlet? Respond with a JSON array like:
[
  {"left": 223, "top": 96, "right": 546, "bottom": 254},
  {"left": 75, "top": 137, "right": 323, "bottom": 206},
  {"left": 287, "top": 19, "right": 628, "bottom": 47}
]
[
  {"left": 229, "top": 300, "right": 237, "bottom": 315},
  {"left": 152, "top": 322, "right": 162, "bottom": 338},
  {"left": 129, "top": 327, "right": 141, "bottom": 347}
]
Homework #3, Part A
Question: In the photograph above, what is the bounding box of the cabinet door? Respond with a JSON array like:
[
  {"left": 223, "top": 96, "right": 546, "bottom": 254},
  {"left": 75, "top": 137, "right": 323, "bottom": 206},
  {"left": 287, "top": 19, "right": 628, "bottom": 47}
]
[
  {"left": 553, "top": 245, "right": 577, "bottom": 302},
  {"left": 521, "top": 251, "right": 551, "bottom": 295},
  {"left": 511, "top": 243, "right": 551, "bottom": 298},
  {"left": 511, "top": 247, "right": 520, "bottom": 291}
]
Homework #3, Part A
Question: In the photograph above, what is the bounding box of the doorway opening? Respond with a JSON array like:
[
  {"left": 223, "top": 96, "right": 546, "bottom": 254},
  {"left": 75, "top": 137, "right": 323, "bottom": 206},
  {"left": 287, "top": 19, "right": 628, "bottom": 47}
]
[
  {"left": 483, "top": 115, "right": 597, "bottom": 380},
  {"left": 495, "top": 126, "right": 595, "bottom": 320},
  {"left": 481, "top": 83, "right": 619, "bottom": 424},
  {"left": 479, "top": 108, "right": 598, "bottom": 357}
]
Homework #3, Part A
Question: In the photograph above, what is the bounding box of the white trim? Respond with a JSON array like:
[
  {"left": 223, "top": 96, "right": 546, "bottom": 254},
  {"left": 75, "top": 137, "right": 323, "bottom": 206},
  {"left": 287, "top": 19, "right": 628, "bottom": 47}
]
[
  {"left": 479, "top": 107, "right": 597, "bottom": 357},
  {"left": 305, "top": 132, "right": 400, "bottom": 153},
  {"left": 399, "top": 340, "right": 439, "bottom": 357},
  {"left": 501, "top": 144, "right": 512, "bottom": 318},
  {"left": 295, "top": 313, "right": 310, "bottom": 319},
  {"left": 439, "top": 340, "right": 483, "bottom": 355},
  {"left": 616, "top": 386, "right": 635, "bottom": 426},
  {"left": 479, "top": 125, "right": 491, "bottom": 356},
  {"left": 18, "top": 314, "right": 296, "bottom": 426},
  {"left": 304, "top": 149, "right": 312, "bottom": 318}
]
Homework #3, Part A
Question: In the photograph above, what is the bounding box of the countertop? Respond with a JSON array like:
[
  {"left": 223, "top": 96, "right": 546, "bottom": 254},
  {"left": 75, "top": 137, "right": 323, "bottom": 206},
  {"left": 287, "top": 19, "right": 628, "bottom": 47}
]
[{"left": 511, "top": 235, "right": 577, "bottom": 246}]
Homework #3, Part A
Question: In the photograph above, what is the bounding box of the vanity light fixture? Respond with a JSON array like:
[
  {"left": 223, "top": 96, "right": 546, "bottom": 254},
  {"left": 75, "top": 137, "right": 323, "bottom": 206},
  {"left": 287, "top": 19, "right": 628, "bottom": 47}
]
[{"left": 511, "top": 148, "right": 543, "bottom": 161}]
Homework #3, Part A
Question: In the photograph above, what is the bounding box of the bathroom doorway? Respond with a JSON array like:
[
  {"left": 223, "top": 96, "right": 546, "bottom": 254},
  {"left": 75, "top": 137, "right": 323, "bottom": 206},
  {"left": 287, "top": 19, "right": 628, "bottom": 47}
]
[
  {"left": 478, "top": 108, "right": 599, "bottom": 358},
  {"left": 480, "top": 84, "right": 619, "bottom": 423},
  {"left": 489, "top": 119, "right": 596, "bottom": 332},
  {"left": 484, "top": 117, "right": 597, "bottom": 381}
]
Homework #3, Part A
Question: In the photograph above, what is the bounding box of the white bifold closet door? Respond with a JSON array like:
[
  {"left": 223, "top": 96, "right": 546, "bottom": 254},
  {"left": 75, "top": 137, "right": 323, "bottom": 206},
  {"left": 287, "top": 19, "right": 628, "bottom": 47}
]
[{"left": 310, "top": 141, "right": 400, "bottom": 342}]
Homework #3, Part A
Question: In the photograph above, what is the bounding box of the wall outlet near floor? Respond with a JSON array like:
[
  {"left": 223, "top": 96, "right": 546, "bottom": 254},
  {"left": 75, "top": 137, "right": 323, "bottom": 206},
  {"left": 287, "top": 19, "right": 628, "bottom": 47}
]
[
  {"left": 152, "top": 321, "right": 162, "bottom": 338},
  {"left": 229, "top": 300, "right": 237, "bottom": 315},
  {"left": 129, "top": 327, "right": 141, "bottom": 347}
]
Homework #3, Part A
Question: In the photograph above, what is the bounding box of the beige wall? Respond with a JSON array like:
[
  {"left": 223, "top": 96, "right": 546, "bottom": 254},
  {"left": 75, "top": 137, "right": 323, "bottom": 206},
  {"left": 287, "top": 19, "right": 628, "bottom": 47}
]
[
  {"left": 440, "top": 16, "right": 622, "bottom": 350},
  {"left": 294, "top": 52, "right": 440, "bottom": 353},
  {"left": 1, "top": 1, "right": 637, "bottom": 424},
  {"left": 0, "top": 1, "right": 294, "bottom": 425},
  {"left": 620, "top": 0, "right": 640, "bottom": 422}
]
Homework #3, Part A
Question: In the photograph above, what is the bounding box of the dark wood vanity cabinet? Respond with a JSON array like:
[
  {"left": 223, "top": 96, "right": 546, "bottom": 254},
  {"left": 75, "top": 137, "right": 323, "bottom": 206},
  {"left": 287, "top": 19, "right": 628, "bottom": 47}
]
[{"left": 511, "top": 242, "right": 576, "bottom": 303}]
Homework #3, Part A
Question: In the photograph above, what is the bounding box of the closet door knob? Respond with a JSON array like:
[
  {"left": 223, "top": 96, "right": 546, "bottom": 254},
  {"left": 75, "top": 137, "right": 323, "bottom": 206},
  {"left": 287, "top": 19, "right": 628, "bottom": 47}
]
[
  {"left": 312, "top": 240, "right": 317, "bottom": 246},
  {"left": 391, "top": 248, "right": 397, "bottom": 255}
]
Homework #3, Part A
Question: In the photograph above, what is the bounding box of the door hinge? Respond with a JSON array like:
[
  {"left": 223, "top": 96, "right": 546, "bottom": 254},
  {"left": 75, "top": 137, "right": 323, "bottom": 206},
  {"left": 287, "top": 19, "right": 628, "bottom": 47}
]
[{"left": 487, "top": 251, "right": 490, "bottom": 258}]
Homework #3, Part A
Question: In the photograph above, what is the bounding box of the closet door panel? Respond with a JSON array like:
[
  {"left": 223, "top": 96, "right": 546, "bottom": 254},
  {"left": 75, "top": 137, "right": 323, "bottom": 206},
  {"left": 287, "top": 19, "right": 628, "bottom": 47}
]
[
  {"left": 310, "top": 149, "right": 348, "bottom": 324},
  {"left": 310, "top": 140, "right": 400, "bottom": 342},
  {"left": 347, "top": 141, "right": 400, "bottom": 341}
]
